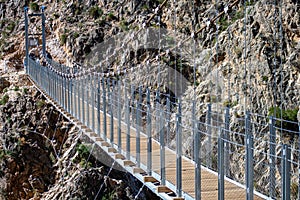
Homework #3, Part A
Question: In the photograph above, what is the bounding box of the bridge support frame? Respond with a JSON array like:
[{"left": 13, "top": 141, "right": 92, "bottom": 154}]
[{"left": 281, "top": 144, "right": 291, "bottom": 200}]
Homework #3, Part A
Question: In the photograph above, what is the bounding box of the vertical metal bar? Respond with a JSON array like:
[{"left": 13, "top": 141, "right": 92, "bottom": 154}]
[
  {"left": 82, "top": 75, "right": 85, "bottom": 125},
  {"left": 224, "top": 107, "right": 230, "bottom": 177},
  {"left": 108, "top": 79, "right": 114, "bottom": 144},
  {"left": 41, "top": 6, "right": 46, "bottom": 56},
  {"left": 102, "top": 77, "right": 107, "bottom": 140},
  {"left": 63, "top": 76, "right": 66, "bottom": 109},
  {"left": 207, "top": 103, "right": 212, "bottom": 168},
  {"left": 24, "top": 7, "right": 29, "bottom": 73},
  {"left": 117, "top": 80, "right": 122, "bottom": 153},
  {"left": 87, "top": 74, "right": 90, "bottom": 128},
  {"left": 166, "top": 97, "right": 171, "bottom": 148},
  {"left": 97, "top": 76, "right": 101, "bottom": 136},
  {"left": 146, "top": 88, "right": 152, "bottom": 175},
  {"left": 78, "top": 77, "right": 81, "bottom": 121},
  {"left": 282, "top": 144, "right": 291, "bottom": 200},
  {"left": 194, "top": 100, "right": 201, "bottom": 200},
  {"left": 136, "top": 86, "right": 142, "bottom": 167},
  {"left": 91, "top": 74, "right": 95, "bottom": 132},
  {"left": 246, "top": 112, "right": 253, "bottom": 200},
  {"left": 125, "top": 83, "right": 130, "bottom": 159},
  {"left": 68, "top": 77, "right": 71, "bottom": 113},
  {"left": 176, "top": 99, "right": 182, "bottom": 197},
  {"left": 160, "top": 106, "right": 165, "bottom": 186},
  {"left": 269, "top": 116, "right": 276, "bottom": 198},
  {"left": 218, "top": 128, "right": 224, "bottom": 200},
  {"left": 59, "top": 75, "right": 62, "bottom": 105},
  {"left": 74, "top": 78, "right": 78, "bottom": 119}
]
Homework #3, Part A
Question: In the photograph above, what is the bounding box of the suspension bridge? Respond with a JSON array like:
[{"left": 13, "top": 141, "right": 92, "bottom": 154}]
[{"left": 23, "top": 1, "right": 299, "bottom": 200}]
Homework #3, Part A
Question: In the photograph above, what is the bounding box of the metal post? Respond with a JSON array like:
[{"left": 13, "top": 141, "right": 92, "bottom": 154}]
[
  {"left": 224, "top": 107, "right": 230, "bottom": 177},
  {"left": 218, "top": 128, "right": 224, "bottom": 200},
  {"left": 176, "top": 99, "right": 182, "bottom": 197},
  {"left": 245, "top": 112, "right": 253, "bottom": 200},
  {"left": 194, "top": 100, "right": 201, "bottom": 200},
  {"left": 24, "top": 7, "right": 29, "bottom": 73},
  {"left": 62, "top": 76, "right": 66, "bottom": 109},
  {"left": 86, "top": 75, "right": 90, "bottom": 128},
  {"left": 82, "top": 75, "right": 85, "bottom": 125},
  {"left": 108, "top": 79, "right": 114, "bottom": 144},
  {"left": 136, "top": 86, "right": 142, "bottom": 167},
  {"left": 269, "top": 116, "right": 276, "bottom": 199},
  {"left": 97, "top": 76, "right": 101, "bottom": 136},
  {"left": 91, "top": 74, "right": 95, "bottom": 132},
  {"left": 59, "top": 75, "right": 62, "bottom": 105},
  {"left": 78, "top": 77, "right": 81, "bottom": 120},
  {"left": 146, "top": 88, "right": 152, "bottom": 175},
  {"left": 282, "top": 144, "right": 291, "bottom": 200},
  {"left": 207, "top": 103, "right": 212, "bottom": 168},
  {"left": 160, "top": 106, "right": 166, "bottom": 186},
  {"left": 41, "top": 6, "right": 46, "bottom": 56},
  {"left": 166, "top": 97, "right": 171, "bottom": 148},
  {"left": 125, "top": 83, "right": 130, "bottom": 159},
  {"left": 117, "top": 80, "right": 122, "bottom": 153},
  {"left": 102, "top": 78, "right": 107, "bottom": 139}
]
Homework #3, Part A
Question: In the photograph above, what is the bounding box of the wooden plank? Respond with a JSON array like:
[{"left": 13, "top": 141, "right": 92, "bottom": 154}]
[
  {"left": 108, "top": 147, "right": 117, "bottom": 153},
  {"left": 144, "top": 176, "right": 158, "bottom": 183},
  {"left": 157, "top": 186, "right": 173, "bottom": 193},
  {"left": 123, "top": 160, "right": 135, "bottom": 166},
  {"left": 133, "top": 167, "right": 145, "bottom": 174},
  {"left": 115, "top": 153, "right": 125, "bottom": 160}
]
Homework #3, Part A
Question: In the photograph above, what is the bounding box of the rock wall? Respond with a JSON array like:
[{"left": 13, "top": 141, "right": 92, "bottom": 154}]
[{"left": 0, "top": 81, "right": 159, "bottom": 199}]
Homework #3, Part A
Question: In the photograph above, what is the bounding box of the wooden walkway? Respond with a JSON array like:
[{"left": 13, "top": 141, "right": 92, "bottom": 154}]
[{"left": 79, "top": 100, "right": 265, "bottom": 200}]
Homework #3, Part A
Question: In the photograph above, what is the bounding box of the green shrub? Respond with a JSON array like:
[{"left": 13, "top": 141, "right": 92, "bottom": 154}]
[
  {"left": 29, "top": 2, "right": 39, "bottom": 12},
  {"left": 6, "top": 21, "right": 16, "bottom": 32},
  {"left": 73, "top": 32, "right": 79, "bottom": 39},
  {"left": 120, "top": 21, "right": 129, "bottom": 31},
  {"left": 36, "top": 100, "right": 46, "bottom": 108},
  {"left": 14, "top": 86, "right": 19, "bottom": 91},
  {"left": 262, "top": 76, "right": 268, "bottom": 82},
  {"left": 89, "top": 6, "right": 103, "bottom": 19},
  {"left": 76, "top": 143, "right": 92, "bottom": 168},
  {"left": 269, "top": 106, "right": 299, "bottom": 132},
  {"left": 23, "top": 88, "right": 28, "bottom": 94},
  {"left": 107, "top": 12, "right": 115, "bottom": 20},
  {"left": 223, "top": 100, "right": 238, "bottom": 108},
  {"left": 60, "top": 34, "right": 67, "bottom": 45},
  {"left": 0, "top": 95, "right": 9, "bottom": 105}
]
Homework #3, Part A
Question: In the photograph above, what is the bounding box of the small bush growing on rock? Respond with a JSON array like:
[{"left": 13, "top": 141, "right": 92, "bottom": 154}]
[
  {"left": 89, "top": 6, "right": 103, "bottom": 19},
  {"left": 60, "top": 34, "right": 67, "bottom": 45},
  {"left": 6, "top": 21, "right": 16, "bottom": 33},
  {"left": 14, "top": 86, "right": 19, "bottom": 91},
  {"left": 107, "top": 12, "right": 116, "bottom": 20},
  {"left": 36, "top": 100, "right": 46, "bottom": 109},
  {"left": 76, "top": 143, "right": 92, "bottom": 168},
  {"left": 269, "top": 106, "right": 299, "bottom": 132},
  {"left": 120, "top": 21, "right": 129, "bottom": 31},
  {"left": 23, "top": 88, "right": 28, "bottom": 94},
  {"left": 0, "top": 95, "right": 9, "bottom": 105},
  {"left": 29, "top": 2, "right": 39, "bottom": 12}
]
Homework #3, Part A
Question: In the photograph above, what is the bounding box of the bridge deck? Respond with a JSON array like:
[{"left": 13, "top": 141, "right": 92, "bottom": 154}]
[{"left": 82, "top": 102, "right": 264, "bottom": 200}]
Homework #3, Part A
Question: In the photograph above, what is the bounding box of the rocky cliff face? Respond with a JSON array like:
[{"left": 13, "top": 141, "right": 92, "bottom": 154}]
[{"left": 0, "top": 80, "right": 159, "bottom": 199}]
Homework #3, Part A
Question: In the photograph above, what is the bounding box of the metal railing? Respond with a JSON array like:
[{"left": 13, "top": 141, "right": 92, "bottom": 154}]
[{"left": 27, "top": 58, "right": 299, "bottom": 200}]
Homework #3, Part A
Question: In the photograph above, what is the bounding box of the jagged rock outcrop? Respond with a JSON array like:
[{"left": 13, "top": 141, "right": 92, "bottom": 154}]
[{"left": 0, "top": 83, "right": 160, "bottom": 200}]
